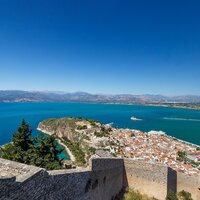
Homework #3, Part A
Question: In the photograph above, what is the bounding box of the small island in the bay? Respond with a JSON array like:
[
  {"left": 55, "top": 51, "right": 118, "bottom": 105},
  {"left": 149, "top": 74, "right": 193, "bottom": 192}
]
[{"left": 37, "top": 117, "right": 200, "bottom": 176}]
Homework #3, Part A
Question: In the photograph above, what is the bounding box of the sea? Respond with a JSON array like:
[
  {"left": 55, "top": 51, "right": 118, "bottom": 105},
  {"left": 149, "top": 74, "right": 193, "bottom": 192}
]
[{"left": 0, "top": 102, "right": 200, "bottom": 159}]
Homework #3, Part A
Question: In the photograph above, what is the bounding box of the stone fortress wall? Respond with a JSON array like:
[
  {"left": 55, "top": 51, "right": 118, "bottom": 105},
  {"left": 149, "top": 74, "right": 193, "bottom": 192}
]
[
  {"left": 177, "top": 172, "right": 200, "bottom": 200},
  {"left": 0, "top": 158, "right": 199, "bottom": 200},
  {"left": 123, "top": 159, "right": 200, "bottom": 200},
  {"left": 0, "top": 158, "right": 124, "bottom": 200}
]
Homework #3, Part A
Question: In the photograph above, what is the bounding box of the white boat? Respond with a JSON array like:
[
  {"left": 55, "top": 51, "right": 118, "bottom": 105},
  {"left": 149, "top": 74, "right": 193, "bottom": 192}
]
[{"left": 130, "top": 117, "right": 142, "bottom": 121}]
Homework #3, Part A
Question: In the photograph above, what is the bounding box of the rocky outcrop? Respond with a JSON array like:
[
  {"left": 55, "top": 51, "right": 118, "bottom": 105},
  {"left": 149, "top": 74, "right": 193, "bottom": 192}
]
[
  {"left": 38, "top": 118, "right": 83, "bottom": 143},
  {"left": 37, "top": 118, "right": 113, "bottom": 164}
]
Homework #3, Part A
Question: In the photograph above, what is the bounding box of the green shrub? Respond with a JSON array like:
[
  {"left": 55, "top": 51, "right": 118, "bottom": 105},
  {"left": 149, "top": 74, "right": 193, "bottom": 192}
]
[
  {"left": 177, "top": 151, "right": 186, "bottom": 162},
  {"left": 77, "top": 125, "right": 87, "bottom": 130},
  {"left": 88, "top": 147, "right": 96, "bottom": 154},
  {"left": 178, "top": 190, "right": 193, "bottom": 200},
  {"left": 82, "top": 135, "right": 90, "bottom": 141},
  {"left": 166, "top": 191, "right": 178, "bottom": 200},
  {"left": 94, "top": 126, "right": 111, "bottom": 137},
  {"left": 86, "top": 119, "right": 99, "bottom": 127},
  {"left": 124, "top": 188, "right": 157, "bottom": 200}
]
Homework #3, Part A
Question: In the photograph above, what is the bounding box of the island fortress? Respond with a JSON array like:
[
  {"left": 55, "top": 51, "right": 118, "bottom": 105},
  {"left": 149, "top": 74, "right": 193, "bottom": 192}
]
[{"left": 0, "top": 157, "right": 199, "bottom": 200}]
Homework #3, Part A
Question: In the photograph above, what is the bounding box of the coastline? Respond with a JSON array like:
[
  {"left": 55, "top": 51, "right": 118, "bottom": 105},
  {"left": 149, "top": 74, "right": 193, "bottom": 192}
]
[
  {"left": 1, "top": 100, "right": 200, "bottom": 111},
  {"left": 168, "top": 135, "right": 200, "bottom": 149},
  {"left": 144, "top": 103, "right": 200, "bottom": 111},
  {"left": 104, "top": 102, "right": 200, "bottom": 111},
  {"left": 37, "top": 127, "right": 76, "bottom": 162}
]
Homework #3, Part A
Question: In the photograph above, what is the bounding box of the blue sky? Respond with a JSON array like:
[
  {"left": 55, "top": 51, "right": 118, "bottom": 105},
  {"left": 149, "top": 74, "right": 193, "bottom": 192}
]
[{"left": 0, "top": 0, "right": 200, "bottom": 95}]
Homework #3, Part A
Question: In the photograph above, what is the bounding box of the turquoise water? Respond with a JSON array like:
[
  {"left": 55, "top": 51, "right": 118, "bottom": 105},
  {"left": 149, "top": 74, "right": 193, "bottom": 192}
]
[{"left": 0, "top": 102, "right": 200, "bottom": 149}]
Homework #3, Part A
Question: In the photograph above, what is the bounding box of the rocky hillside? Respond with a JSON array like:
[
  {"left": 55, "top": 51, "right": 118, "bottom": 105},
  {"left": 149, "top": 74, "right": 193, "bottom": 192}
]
[
  {"left": 38, "top": 118, "right": 114, "bottom": 165},
  {"left": 38, "top": 118, "right": 84, "bottom": 142},
  {"left": 1, "top": 90, "right": 200, "bottom": 104}
]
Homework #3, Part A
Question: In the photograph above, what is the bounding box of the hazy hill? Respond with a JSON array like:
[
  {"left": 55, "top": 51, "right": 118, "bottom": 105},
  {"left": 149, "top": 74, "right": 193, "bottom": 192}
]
[{"left": 0, "top": 90, "right": 200, "bottom": 104}]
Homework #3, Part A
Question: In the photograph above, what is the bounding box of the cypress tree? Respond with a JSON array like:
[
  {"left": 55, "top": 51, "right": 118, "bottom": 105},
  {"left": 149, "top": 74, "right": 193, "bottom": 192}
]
[
  {"left": 12, "top": 119, "right": 33, "bottom": 151},
  {"left": 1, "top": 119, "right": 64, "bottom": 170}
]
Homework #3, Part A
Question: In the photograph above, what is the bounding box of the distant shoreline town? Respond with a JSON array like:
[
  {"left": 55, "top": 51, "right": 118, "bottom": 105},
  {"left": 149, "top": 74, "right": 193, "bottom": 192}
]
[
  {"left": 2, "top": 100, "right": 200, "bottom": 111},
  {"left": 1, "top": 90, "right": 200, "bottom": 110}
]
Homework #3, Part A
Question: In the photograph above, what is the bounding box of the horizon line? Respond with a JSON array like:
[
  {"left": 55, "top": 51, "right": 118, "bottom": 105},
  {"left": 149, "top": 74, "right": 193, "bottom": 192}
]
[{"left": 0, "top": 89, "right": 200, "bottom": 97}]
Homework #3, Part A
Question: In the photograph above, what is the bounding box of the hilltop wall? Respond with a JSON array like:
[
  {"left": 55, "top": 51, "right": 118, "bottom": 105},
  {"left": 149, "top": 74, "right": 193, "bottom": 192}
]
[
  {"left": 123, "top": 159, "right": 200, "bottom": 200},
  {"left": 177, "top": 172, "right": 200, "bottom": 200},
  {"left": 0, "top": 158, "right": 200, "bottom": 200},
  {"left": 123, "top": 159, "right": 170, "bottom": 200},
  {"left": 0, "top": 158, "right": 44, "bottom": 198},
  {"left": 0, "top": 158, "right": 124, "bottom": 200}
]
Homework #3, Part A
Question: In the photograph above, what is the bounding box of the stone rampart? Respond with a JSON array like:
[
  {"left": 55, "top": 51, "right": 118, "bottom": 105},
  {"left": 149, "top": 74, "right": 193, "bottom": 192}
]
[
  {"left": 177, "top": 172, "right": 200, "bottom": 200},
  {"left": 0, "top": 158, "right": 124, "bottom": 200},
  {"left": 123, "top": 159, "right": 200, "bottom": 200},
  {"left": 123, "top": 159, "right": 169, "bottom": 199},
  {"left": 0, "top": 158, "right": 199, "bottom": 200}
]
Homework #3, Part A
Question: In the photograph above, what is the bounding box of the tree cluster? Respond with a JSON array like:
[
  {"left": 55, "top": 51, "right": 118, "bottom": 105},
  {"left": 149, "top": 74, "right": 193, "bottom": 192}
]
[
  {"left": 177, "top": 151, "right": 187, "bottom": 162},
  {"left": 166, "top": 190, "right": 193, "bottom": 200},
  {"left": 0, "top": 119, "right": 63, "bottom": 170}
]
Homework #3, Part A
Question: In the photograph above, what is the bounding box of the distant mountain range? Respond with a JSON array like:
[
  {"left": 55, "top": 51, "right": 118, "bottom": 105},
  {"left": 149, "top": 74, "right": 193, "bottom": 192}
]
[{"left": 0, "top": 90, "right": 200, "bottom": 104}]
